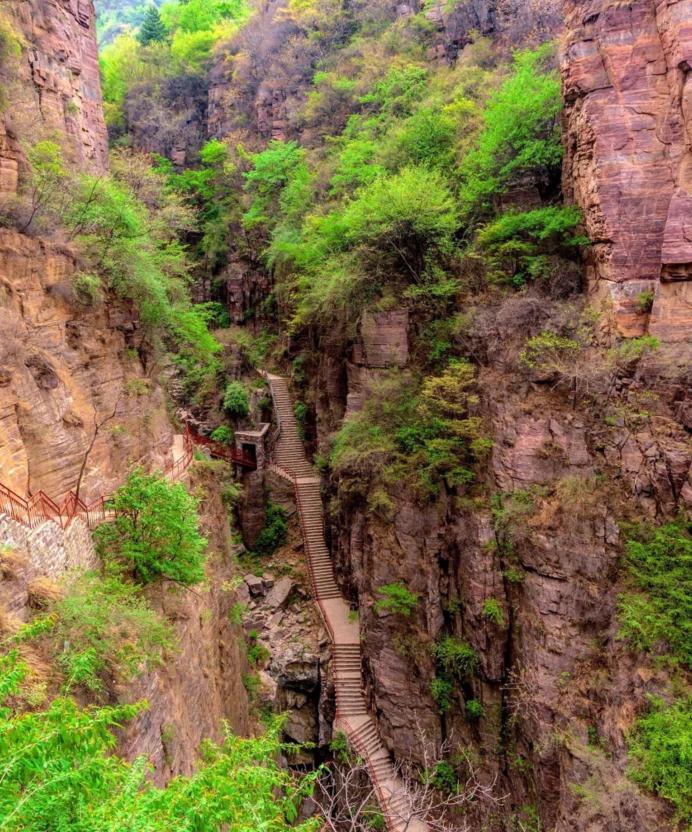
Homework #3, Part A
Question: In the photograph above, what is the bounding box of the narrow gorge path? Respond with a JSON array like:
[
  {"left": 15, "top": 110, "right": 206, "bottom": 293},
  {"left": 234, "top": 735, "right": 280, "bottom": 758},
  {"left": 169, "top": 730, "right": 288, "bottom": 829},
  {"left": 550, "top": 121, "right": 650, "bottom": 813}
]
[{"left": 266, "top": 374, "right": 428, "bottom": 832}]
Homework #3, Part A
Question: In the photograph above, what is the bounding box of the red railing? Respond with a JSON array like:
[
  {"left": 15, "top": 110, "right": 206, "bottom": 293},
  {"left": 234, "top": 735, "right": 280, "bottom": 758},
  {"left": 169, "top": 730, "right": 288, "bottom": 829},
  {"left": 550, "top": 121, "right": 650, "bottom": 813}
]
[
  {"left": 0, "top": 427, "right": 258, "bottom": 533},
  {"left": 1, "top": 428, "right": 196, "bottom": 531},
  {"left": 187, "top": 428, "right": 257, "bottom": 469}
]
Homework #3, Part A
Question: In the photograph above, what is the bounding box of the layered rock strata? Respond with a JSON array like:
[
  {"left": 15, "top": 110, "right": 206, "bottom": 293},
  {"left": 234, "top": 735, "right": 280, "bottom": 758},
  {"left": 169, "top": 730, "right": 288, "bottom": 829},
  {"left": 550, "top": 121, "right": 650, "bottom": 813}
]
[
  {"left": 0, "top": 0, "right": 107, "bottom": 196},
  {"left": 561, "top": 0, "right": 692, "bottom": 340}
]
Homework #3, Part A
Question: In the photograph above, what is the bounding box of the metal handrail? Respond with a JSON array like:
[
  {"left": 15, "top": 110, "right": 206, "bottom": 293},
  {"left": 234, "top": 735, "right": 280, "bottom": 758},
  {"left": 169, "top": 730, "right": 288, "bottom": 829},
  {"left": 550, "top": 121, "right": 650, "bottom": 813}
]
[
  {"left": 0, "top": 430, "right": 195, "bottom": 531},
  {"left": 264, "top": 372, "right": 423, "bottom": 832}
]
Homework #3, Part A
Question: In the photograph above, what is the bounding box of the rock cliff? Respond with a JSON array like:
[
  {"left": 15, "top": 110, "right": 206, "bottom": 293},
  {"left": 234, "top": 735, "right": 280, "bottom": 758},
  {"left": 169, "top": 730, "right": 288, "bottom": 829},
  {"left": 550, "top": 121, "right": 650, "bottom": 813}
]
[
  {"left": 0, "top": 0, "right": 107, "bottom": 190},
  {"left": 0, "top": 228, "right": 173, "bottom": 502},
  {"left": 562, "top": 0, "right": 692, "bottom": 340}
]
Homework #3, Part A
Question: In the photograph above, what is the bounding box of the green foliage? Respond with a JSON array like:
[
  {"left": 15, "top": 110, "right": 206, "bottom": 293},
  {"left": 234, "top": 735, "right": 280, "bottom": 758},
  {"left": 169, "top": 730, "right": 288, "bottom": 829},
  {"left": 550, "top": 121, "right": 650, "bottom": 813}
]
[
  {"left": 330, "top": 730, "right": 352, "bottom": 765},
  {"left": 223, "top": 380, "right": 250, "bottom": 417},
  {"left": 482, "top": 598, "right": 505, "bottom": 627},
  {"left": 636, "top": 289, "right": 655, "bottom": 314},
  {"left": 253, "top": 503, "right": 289, "bottom": 557},
  {"left": 95, "top": 469, "right": 207, "bottom": 585},
  {"left": 0, "top": 12, "right": 24, "bottom": 65},
  {"left": 627, "top": 696, "right": 691, "bottom": 824},
  {"left": 459, "top": 44, "right": 563, "bottom": 219},
  {"left": 52, "top": 572, "right": 172, "bottom": 692},
  {"left": 72, "top": 272, "right": 102, "bottom": 304},
  {"left": 244, "top": 141, "right": 310, "bottom": 231},
  {"left": 519, "top": 331, "right": 581, "bottom": 369},
  {"left": 427, "top": 760, "right": 459, "bottom": 793},
  {"left": 138, "top": 5, "right": 167, "bottom": 45},
  {"left": 99, "top": 0, "right": 249, "bottom": 125},
  {"left": 287, "top": 165, "right": 458, "bottom": 328},
  {"left": 330, "top": 364, "right": 486, "bottom": 496},
  {"left": 0, "top": 651, "right": 319, "bottom": 832},
  {"left": 430, "top": 677, "right": 454, "bottom": 713},
  {"left": 432, "top": 636, "right": 478, "bottom": 680},
  {"left": 210, "top": 425, "right": 233, "bottom": 443},
  {"left": 374, "top": 582, "right": 419, "bottom": 617},
  {"left": 159, "top": 139, "right": 239, "bottom": 270},
  {"left": 618, "top": 517, "right": 691, "bottom": 666},
  {"left": 247, "top": 631, "right": 270, "bottom": 666},
  {"left": 474, "top": 205, "right": 586, "bottom": 287},
  {"left": 465, "top": 698, "right": 484, "bottom": 720}
]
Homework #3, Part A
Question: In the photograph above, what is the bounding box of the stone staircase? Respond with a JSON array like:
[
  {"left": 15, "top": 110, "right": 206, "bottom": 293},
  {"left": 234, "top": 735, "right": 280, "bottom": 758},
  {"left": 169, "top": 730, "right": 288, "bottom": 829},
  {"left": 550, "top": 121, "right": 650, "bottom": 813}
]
[{"left": 265, "top": 374, "right": 428, "bottom": 832}]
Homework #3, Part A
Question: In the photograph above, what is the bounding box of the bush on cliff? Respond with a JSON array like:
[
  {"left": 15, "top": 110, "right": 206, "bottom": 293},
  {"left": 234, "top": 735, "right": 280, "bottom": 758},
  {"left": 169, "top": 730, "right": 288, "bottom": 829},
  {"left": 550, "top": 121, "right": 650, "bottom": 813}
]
[
  {"left": 0, "top": 650, "right": 319, "bottom": 832},
  {"left": 618, "top": 516, "right": 692, "bottom": 666},
  {"left": 458, "top": 44, "right": 563, "bottom": 221},
  {"left": 627, "top": 696, "right": 692, "bottom": 825},
  {"left": 95, "top": 469, "right": 207, "bottom": 586},
  {"left": 330, "top": 364, "right": 488, "bottom": 497},
  {"left": 51, "top": 571, "right": 173, "bottom": 693}
]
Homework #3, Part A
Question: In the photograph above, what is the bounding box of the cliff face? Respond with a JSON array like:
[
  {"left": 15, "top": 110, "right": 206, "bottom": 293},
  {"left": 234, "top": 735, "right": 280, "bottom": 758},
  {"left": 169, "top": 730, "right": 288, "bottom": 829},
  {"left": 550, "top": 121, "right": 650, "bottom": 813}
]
[
  {"left": 0, "top": 0, "right": 253, "bottom": 784},
  {"left": 0, "top": 0, "right": 107, "bottom": 188},
  {"left": 0, "top": 228, "right": 174, "bottom": 502},
  {"left": 321, "top": 312, "right": 690, "bottom": 831},
  {"left": 562, "top": 0, "right": 692, "bottom": 340}
]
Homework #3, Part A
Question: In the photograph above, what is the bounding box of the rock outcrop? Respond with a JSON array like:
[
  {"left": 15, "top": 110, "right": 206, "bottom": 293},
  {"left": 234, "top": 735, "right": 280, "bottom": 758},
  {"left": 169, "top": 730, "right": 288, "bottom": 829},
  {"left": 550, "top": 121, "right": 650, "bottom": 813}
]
[
  {"left": 0, "top": 229, "right": 173, "bottom": 502},
  {"left": 0, "top": 0, "right": 107, "bottom": 196},
  {"left": 561, "top": 0, "right": 692, "bottom": 340}
]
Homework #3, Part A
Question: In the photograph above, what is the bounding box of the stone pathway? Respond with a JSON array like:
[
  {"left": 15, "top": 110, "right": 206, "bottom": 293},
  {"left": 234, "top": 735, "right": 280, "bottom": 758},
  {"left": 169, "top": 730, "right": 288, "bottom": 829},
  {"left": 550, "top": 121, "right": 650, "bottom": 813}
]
[{"left": 266, "top": 374, "right": 428, "bottom": 832}]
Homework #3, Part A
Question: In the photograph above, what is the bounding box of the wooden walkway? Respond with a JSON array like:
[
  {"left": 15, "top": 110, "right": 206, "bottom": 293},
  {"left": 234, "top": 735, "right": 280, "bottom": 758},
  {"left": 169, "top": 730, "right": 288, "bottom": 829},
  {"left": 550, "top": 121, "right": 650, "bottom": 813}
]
[{"left": 266, "top": 374, "right": 428, "bottom": 832}]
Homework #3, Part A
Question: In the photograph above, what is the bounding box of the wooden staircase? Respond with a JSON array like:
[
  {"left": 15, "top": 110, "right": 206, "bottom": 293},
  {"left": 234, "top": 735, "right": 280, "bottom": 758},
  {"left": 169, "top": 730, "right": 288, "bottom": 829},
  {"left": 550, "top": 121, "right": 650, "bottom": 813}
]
[{"left": 265, "top": 374, "right": 428, "bottom": 832}]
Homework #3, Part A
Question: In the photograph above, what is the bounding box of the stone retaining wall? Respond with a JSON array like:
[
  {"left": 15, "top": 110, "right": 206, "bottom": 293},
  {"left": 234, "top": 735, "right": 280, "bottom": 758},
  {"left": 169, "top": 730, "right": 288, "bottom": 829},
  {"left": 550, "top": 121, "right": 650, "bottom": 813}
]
[{"left": 0, "top": 512, "right": 97, "bottom": 577}]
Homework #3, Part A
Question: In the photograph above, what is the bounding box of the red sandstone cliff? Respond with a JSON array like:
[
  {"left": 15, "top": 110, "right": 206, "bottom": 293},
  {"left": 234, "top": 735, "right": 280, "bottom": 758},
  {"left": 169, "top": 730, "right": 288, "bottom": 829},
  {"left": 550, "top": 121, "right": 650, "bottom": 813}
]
[
  {"left": 0, "top": 0, "right": 107, "bottom": 188},
  {"left": 561, "top": 0, "right": 692, "bottom": 341}
]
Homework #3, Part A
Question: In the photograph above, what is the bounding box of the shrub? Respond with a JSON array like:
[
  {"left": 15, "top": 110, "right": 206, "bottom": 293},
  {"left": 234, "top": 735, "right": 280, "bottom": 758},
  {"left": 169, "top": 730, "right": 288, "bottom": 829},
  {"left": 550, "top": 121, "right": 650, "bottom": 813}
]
[
  {"left": 474, "top": 205, "right": 586, "bottom": 288},
  {"left": 374, "top": 582, "right": 419, "bottom": 617},
  {"left": 330, "top": 366, "right": 486, "bottom": 497},
  {"left": 459, "top": 44, "right": 562, "bottom": 220},
  {"left": 432, "top": 636, "right": 478, "bottom": 679},
  {"left": 287, "top": 166, "right": 459, "bottom": 328},
  {"left": 52, "top": 572, "right": 173, "bottom": 692},
  {"left": 243, "top": 140, "right": 309, "bottom": 231},
  {"left": 618, "top": 517, "right": 691, "bottom": 666},
  {"left": 72, "top": 272, "right": 102, "bottom": 305},
  {"left": 95, "top": 469, "right": 207, "bottom": 585},
  {"left": 465, "top": 698, "right": 484, "bottom": 720},
  {"left": 627, "top": 696, "right": 691, "bottom": 824},
  {"left": 482, "top": 598, "right": 505, "bottom": 627},
  {"left": 210, "top": 425, "right": 233, "bottom": 444},
  {"left": 426, "top": 760, "right": 458, "bottom": 793},
  {"left": 223, "top": 381, "right": 250, "bottom": 417},
  {"left": 430, "top": 677, "right": 454, "bottom": 713},
  {"left": 0, "top": 651, "right": 319, "bottom": 832},
  {"left": 253, "top": 503, "right": 289, "bottom": 557}
]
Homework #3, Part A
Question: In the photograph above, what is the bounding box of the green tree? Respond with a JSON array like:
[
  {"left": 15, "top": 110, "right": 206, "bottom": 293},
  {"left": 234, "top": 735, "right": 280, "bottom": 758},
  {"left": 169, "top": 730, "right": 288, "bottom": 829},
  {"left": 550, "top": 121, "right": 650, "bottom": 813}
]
[
  {"left": 459, "top": 44, "right": 562, "bottom": 220},
  {"left": 0, "top": 651, "right": 319, "bottom": 832},
  {"left": 95, "top": 469, "right": 207, "bottom": 585},
  {"left": 138, "top": 5, "right": 167, "bottom": 45},
  {"left": 374, "top": 582, "right": 419, "bottom": 617},
  {"left": 223, "top": 380, "right": 250, "bottom": 417},
  {"left": 619, "top": 517, "right": 692, "bottom": 665}
]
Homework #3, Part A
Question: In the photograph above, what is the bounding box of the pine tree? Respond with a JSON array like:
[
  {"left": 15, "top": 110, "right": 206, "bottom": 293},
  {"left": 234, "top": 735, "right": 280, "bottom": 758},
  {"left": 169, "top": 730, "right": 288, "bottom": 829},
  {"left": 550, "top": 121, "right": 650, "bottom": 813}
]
[{"left": 137, "top": 5, "right": 166, "bottom": 46}]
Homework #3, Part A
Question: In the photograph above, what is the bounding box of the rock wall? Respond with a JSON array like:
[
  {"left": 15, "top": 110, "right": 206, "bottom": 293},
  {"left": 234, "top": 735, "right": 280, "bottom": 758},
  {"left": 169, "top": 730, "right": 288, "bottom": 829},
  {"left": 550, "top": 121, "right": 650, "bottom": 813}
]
[
  {"left": 0, "top": 0, "right": 107, "bottom": 191},
  {"left": 0, "top": 228, "right": 174, "bottom": 502},
  {"left": 118, "top": 464, "right": 251, "bottom": 782},
  {"left": 0, "top": 513, "right": 96, "bottom": 577},
  {"left": 561, "top": 0, "right": 692, "bottom": 340}
]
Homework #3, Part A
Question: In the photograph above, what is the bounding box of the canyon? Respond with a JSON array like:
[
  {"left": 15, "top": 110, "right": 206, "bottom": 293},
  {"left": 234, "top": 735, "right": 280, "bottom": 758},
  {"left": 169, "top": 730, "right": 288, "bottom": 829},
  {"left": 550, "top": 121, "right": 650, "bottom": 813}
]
[{"left": 0, "top": 1, "right": 690, "bottom": 831}]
